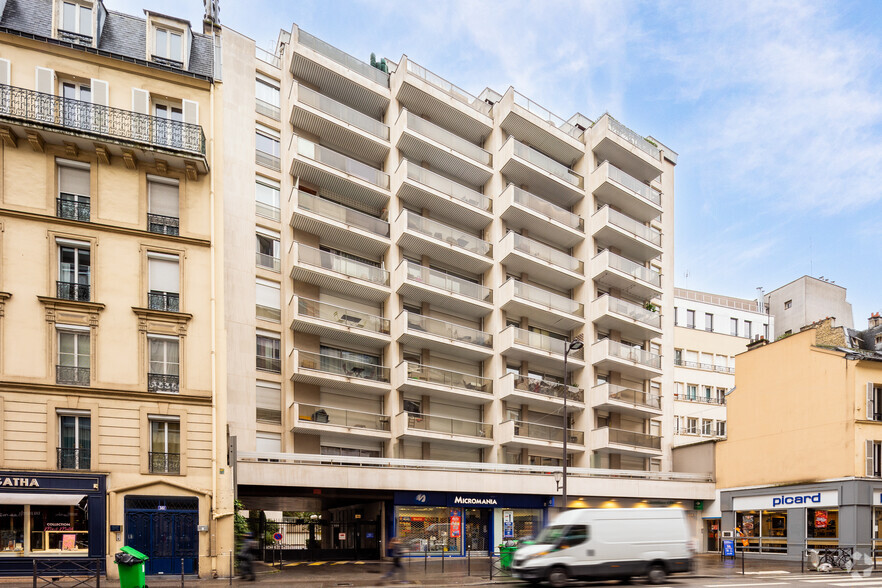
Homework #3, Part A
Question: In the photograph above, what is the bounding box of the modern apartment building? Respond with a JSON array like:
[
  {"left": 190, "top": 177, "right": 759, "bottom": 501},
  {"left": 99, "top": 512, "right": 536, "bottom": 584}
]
[
  {"left": 716, "top": 316, "right": 882, "bottom": 558},
  {"left": 765, "top": 275, "right": 854, "bottom": 339},
  {"left": 672, "top": 288, "right": 771, "bottom": 448},
  {"left": 0, "top": 0, "right": 232, "bottom": 578},
  {"left": 219, "top": 22, "right": 714, "bottom": 557}
]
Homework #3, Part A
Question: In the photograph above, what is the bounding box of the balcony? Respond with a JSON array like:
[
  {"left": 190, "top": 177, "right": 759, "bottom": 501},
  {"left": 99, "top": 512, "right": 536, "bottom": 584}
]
[
  {"left": 256, "top": 201, "right": 281, "bottom": 222},
  {"left": 147, "top": 213, "right": 180, "bottom": 236},
  {"left": 256, "top": 98, "right": 281, "bottom": 121},
  {"left": 394, "top": 160, "right": 492, "bottom": 231},
  {"left": 256, "top": 148, "right": 281, "bottom": 172},
  {"left": 590, "top": 205, "right": 662, "bottom": 262},
  {"left": 674, "top": 393, "right": 726, "bottom": 405},
  {"left": 256, "top": 251, "right": 281, "bottom": 272},
  {"left": 394, "top": 411, "right": 493, "bottom": 446},
  {"left": 256, "top": 303, "right": 280, "bottom": 323},
  {"left": 56, "top": 365, "right": 89, "bottom": 386},
  {"left": 291, "top": 243, "right": 390, "bottom": 302},
  {"left": 498, "top": 185, "right": 583, "bottom": 248},
  {"left": 497, "top": 372, "right": 584, "bottom": 413},
  {"left": 256, "top": 46, "right": 281, "bottom": 69},
  {"left": 256, "top": 354, "right": 281, "bottom": 373},
  {"left": 148, "top": 291, "right": 180, "bottom": 313},
  {"left": 0, "top": 84, "right": 207, "bottom": 172},
  {"left": 291, "top": 190, "right": 390, "bottom": 257},
  {"left": 589, "top": 115, "right": 663, "bottom": 183},
  {"left": 291, "top": 137, "right": 390, "bottom": 210},
  {"left": 589, "top": 160, "right": 662, "bottom": 223},
  {"left": 148, "top": 373, "right": 180, "bottom": 393},
  {"left": 395, "top": 311, "right": 492, "bottom": 361},
  {"left": 395, "top": 362, "right": 492, "bottom": 405},
  {"left": 590, "top": 250, "right": 662, "bottom": 301},
  {"left": 497, "top": 88, "right": 584, "bottom": 167},
  {"left": 591, "top": 426, "right": 662, "bottom": 457},
  {"left": 291, "top": 28, "right": 389, "bottom": 119},
  {"left": 57, "top": 447, "right": 90, "bottom": 470},
  {"left": 395, "top": 260, "right": 492, "bottom": 319},
  {"left": 498, "top": 279, "right": 583, "bottom": 332},
  {"left": 590, "top": 294, "right": 662, "bottom": 342},
  {"left": 590, "top": 383, "right": 663, "bottom": 418},
  {"left": 498, "top": 137, "right": 584, "bottom": 208},
  {"left": 149, "top": 452, "right": 181, "bottom": 474},
  {"left": 56, "top": 281, "right": 90, "bottom": 302},
  {"left": 394, "top": 57, "right": 492, "bottom": 145},
  {"left": 395, "top": 109, "right": 492, "bottom": 187},
  {"left": 497, "top": 420, "right": 585, "bottom": 451},
  {"left": 291, "top": 349, "right": 390, "bottom": 395},
  {"left": 291, "top": 402, "right": 391, "bottom": 442},
  {"left": 291, "top": 83, "right": 389, "bottom": 165},
  {"left": 291, "top": 296, "right": 390, "bottom": 347},
  {"left": 499, "top": 232, "right": 583, "bottom": 289},
  {"left": 674, "top": 358, "right": 735, "bottom": 374},
  {"left": 56, "top": 194, "right": 90, "bottom": 222},
  {"left": 590, "top": 339, "right": 662, "bottom": 380},
  {"left": 498, "top": 326, "right": 585, "bottom": 373},
  {"left": 395, "top": 210, "right": 493, "bottom": 274}
]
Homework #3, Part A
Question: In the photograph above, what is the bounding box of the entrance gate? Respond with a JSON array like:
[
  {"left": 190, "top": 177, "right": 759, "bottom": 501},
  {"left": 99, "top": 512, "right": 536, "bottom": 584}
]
[
  {"left": 260, "top": 518, "right": 380, "bottom": 561},
  {"left": 124, "top": 496, "right": 198, "bottom": 575}
]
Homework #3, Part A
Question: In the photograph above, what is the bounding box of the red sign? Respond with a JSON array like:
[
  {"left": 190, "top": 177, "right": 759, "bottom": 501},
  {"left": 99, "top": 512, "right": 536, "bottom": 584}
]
[
  {"left": 449, "top": 514, "right": 461, "bottom": 538},
  {"left": 815, "top": 510, "right": 828, "bottom": 528}
]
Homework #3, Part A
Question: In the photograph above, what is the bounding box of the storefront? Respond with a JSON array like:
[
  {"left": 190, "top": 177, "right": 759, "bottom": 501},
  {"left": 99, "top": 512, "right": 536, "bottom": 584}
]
[
  {"left": 392, "top": 492, "right": 549, "bottom": 556},
  {"left": 0, "top": 471, "right": 106, "bottom": 576}
]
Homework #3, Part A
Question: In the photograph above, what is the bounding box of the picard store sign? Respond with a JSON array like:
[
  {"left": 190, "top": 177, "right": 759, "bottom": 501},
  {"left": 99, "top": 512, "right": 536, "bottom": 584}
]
[{"left": 732, "top": 490, "right": 838, "bottom": 511}]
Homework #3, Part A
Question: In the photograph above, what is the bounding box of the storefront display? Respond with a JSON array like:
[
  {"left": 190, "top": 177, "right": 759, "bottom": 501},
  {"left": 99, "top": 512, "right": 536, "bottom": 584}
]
[{"left": 807, "top": 508, "right": 838, "bottom": 547}]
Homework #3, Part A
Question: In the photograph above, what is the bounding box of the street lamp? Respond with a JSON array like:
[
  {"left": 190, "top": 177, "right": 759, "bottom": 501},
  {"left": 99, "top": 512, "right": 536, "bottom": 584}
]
[{"left": 560, "top": 337, "right": 583, "bottom": 511}]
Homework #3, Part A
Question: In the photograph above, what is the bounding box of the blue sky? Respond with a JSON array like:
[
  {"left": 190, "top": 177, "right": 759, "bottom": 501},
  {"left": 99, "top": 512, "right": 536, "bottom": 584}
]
[{"left": 118, "top": 0, "right": 882, "bottom": 324}]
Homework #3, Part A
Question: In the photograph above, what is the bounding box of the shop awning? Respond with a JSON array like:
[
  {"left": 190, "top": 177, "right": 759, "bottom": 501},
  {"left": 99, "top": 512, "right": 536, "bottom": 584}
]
[{"left": 0, "top": 493, "right": 85, "bottom": 505}]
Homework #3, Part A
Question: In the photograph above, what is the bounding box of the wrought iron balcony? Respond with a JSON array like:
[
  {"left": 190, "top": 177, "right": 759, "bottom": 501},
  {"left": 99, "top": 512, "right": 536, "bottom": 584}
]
[
  {"left": 148, "top": 291, "right": 180, "bottom": 312},
  {"left": 56, "top": 365, "right": 90, "bottom": 386},
  {"left": 56, "top": 281, "right": 90, "bottom": 302},
  {"left": 149, "top": 451, "right": 181, "bottom": 474},
  {"left": 147, "top": 213, "right": 179, "bottom": 236},
  {"left": 57, "top": 447, "right": 90, "bottom": 470},
  {"left": 0, "top": 84, "right": 205, "bottom": 156},
  {"left": 147, "top": 373, "right": 179, "bottom": 393},
  {"left": 56, "top": 194, "right": 90, "bottom": 222}
]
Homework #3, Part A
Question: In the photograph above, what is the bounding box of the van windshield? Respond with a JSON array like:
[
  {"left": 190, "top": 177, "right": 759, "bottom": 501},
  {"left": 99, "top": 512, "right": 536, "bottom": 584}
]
[{"left": 534, "top": 525, "right": 567, "bottom": 545}]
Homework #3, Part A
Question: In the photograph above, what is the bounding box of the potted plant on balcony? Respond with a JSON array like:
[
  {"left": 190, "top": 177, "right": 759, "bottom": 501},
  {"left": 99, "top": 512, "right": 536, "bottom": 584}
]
[{"left": 644, "top": 302, "right": 658, "bottom": 312}]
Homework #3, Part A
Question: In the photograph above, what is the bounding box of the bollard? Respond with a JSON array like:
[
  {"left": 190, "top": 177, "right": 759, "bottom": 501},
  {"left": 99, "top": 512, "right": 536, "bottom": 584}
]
[
  {"left": 230, "top": 550, "right": 233, "bottom": 585},
  {"left": 489, "top": 550, "right": 493, "bottom": 580},
  {"left": 467, "top": 548, "right": 470, "bottom": 576},
  {"left": 441, "top": 546, "right": 445, "bottom": 573},
  {"left": 741, "top": 544, "right": 745, "bottom": 575},
  {"left": 181, "top": 557, "right": 185, "bottom": 588},
  {"left": 424, "top": 548, "right": 428, "bottom": 572}
]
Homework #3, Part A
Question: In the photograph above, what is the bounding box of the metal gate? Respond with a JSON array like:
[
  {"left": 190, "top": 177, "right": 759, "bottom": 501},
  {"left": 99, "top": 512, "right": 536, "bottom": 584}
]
[
  {"left": 124, "top": 496, "right": 198, "bottom": 575},
  {"left": 260, "top": 518, "right": 380, "bottom": 561}
]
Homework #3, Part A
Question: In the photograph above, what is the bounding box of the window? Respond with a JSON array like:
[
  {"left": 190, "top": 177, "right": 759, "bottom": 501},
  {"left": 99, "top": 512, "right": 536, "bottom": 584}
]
[
  {"left": 255, "top": 77, "right": 280, "bottom": 120},
  {"left": 686, "top": 309, "right": 695, "bottom": 329},
  {"left": 784, "top": 299, "right": 792, "bottom": 309},
  {"left": 256, "top": 334, "right": 281, "bottom": 373},
  {"left": 705, "top": 313, "right": 713, "bottom": 331},
  {"left": 147, "top": 176, "right": 180, "bottom": 235},
  {"left": 716, "top": 421, "right": 727, "bottom": 437},
  {"left": 256, "top": 382, "right": 281, "bottom": 424},
  {"left": 558, "top": 525, "right": 589, "bottom": 548},
  {"left": 60, "top": 81, "right": 91, "bottom": 129},
  {"left": 704, "top": 386, "right": 713, "bottom": 402},
  {"left": 868, "top": 384, "right": 882, "bottom": 421},
  {"left": 687, "top": 417, "right": 697, "bottom": 434},
  {"left": 674, "top": 348, "right": 682, "bottom": 365},
  {"left": 764, "top": 324, "right": 769, "bottom": 339},
  {"left": 256, "top": 230, "right": 280, "bottom": 271},
  {"left": 321, "top": 445, "right": 380, "bottom": 458},
  {"left": 57, "top": 160, "right": 90, "bottom": 222},
  {"left": 701, "top": 419, "right": 712, "bottom": 435},
  {"left": 868, "top": 441, "right": 882, "bottom": 477},
  {"left": 256, "top": 124, "right": 280, "bottom": 171},
  {"left": 153, "top": 103, "right": 183, "bottom": 148},
  {"left": 319, "top": 345, "right": 382, "bottom": 380},
  {"left": 744, "top": 320, "right": 752, "bottom": 338},
  {"left": 730, "top": 317, "right": 738, "bottom": 336},
  {"left": 57, "top": 328, "right": 89, "bottom": 386},
  {"left": 59, "top": 1, "right": 92, "bottom": 43},
  {"left": 687, "top": 384, "right": 697, "bottom": 400},
  {"left": 256, "top": 178, "right": 281, "bottom": 221},
  {"left": 255, "top": 279, "right": 280, "bottom": 322},
  {"left": 147, "top": 253, "right": 180, "bottom": 312},
  {"left": 57, "top": 241, "right": 90, "bottom": 301},
  {"left": 58, "top": 412, "right": 90, "bottom": 469},
  {"left": 673, "top": 307, "right": 678, "bottom": 326},
  {"left": 149, "top": 417, "right": 180, "bottom": 473},
  {"left": 716, "top": 387, "right": 727, "bottom": 404},
  {"left": 153, "top": 27, "right": 183, "bottom": 65},
  {"left": 148, "top": 335, "right": 179, "bottom": 393}
]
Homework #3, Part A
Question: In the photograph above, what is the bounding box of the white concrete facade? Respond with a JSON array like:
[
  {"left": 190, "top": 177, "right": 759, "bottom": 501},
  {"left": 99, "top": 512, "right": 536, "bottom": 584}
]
[{"left": 764, "top": 275, "right": 854, "bottom": 339}]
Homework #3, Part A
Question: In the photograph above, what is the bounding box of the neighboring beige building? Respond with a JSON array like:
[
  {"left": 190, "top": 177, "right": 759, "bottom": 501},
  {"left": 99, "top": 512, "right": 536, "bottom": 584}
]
[
  {"left": 0, "top": 0, "right": 232, "bottom": 579},
  {"left": 765, "top": 275, "right": 854, "bottom": 339}
]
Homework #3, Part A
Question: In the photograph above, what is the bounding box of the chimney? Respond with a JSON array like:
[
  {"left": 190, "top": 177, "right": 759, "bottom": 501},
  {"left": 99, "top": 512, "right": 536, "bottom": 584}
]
[{"left": 870, "top": 312, "right": 882, "bottom": 329}]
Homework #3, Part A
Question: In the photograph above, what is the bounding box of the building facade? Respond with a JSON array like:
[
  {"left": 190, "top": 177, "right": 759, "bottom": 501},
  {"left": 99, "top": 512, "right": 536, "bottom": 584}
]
[
  {"left": 764, "top": 275, "right": 854, "bottom": 339},
  {"left": 0, "top": 0, "right": 232, "bottom": 578}
]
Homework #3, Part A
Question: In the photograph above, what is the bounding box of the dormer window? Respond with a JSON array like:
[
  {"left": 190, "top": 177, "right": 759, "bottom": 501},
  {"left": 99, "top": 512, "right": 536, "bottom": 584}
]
[
  {"left": 153, "top": 27, "right": 184, "bottom": 68},
  {"left": 59, "top": 1, "right": 93, "bottom": 45}
]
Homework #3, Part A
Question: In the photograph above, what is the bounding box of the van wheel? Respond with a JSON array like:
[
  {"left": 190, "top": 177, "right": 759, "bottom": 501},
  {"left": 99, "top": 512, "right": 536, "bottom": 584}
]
[
  {"left": 547, "top": 565, "right": 569, "bottom": 588},
  {"left": 646, "top": 564, "right": 666, "bottom": 585}
]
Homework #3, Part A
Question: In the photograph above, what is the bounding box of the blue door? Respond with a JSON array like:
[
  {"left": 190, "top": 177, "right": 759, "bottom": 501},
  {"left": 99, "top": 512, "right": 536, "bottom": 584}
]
[{"left": 125, "top": 496, "right": 198, "bottom": 575}]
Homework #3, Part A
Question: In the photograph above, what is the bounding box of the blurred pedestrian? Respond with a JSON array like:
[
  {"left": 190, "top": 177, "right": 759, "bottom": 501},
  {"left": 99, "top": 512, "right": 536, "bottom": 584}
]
[
  {"left": 237, "top": 532, "right": 258, "bottom": 581},
  {"left": 380, "top": 536, "right": 406, "bottom": 584}
]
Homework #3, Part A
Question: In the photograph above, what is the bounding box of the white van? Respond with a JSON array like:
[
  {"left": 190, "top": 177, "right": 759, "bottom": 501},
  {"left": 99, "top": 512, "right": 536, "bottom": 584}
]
[{"left": 511, "top": 508, "right": 693, "bottom": 586}]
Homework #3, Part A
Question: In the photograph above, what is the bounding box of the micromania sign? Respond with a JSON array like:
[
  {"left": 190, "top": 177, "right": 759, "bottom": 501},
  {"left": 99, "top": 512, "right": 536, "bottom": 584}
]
[
  {"left": 453, "top": 496, "right": 498, "bottom": 505},
  {"left": 732, "top": 490, "right": 838, "bottom": 511}
]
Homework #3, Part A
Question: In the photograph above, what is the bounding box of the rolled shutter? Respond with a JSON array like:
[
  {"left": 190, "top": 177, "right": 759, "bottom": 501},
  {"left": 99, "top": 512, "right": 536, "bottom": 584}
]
[
  {"left": 256, "top": 382, "right": 281, "bottom": 423},
  {"left": 256, "top": 280, "right": 280, "bottom": 310},
  {"left": 867, "top": 440, "right": 876, "bottom": 477},
  {"left": 148, "top": 255, "right": 180, "bottom": 293},
  {"left": 59, "top": 165, "right": 90, "bottom": 196},
  {"left": 148, "top": 179, "right": 179, "bottom": 217}
]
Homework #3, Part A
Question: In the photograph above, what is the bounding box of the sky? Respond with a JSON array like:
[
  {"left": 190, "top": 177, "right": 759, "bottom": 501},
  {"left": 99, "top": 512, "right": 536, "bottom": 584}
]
[{"left": 116, "top": 0, "right": 882, "bottom": 324}]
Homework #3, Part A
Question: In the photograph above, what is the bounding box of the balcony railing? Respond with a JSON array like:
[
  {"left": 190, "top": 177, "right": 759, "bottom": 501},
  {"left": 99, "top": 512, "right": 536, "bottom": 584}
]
[
  {"left": 509, "top": 373, "right": 583, "bottom": 402},
  {"left": 256, "top": 252, "right": 281, "bottom": 272},
  {"left": 298, "top": 85, "right": 389, "bottom": 140},
  {"left": 508, "top": 185, "right": 582, "bottom": 230},
  {"left": 297, "top": 297, "right": 390, "bottom": 334},
  {"left": 57, "top": 447, "right": 90, "bottom": 470},
  {"left": 674, "top": 358, "right": 735, "bottom": 374},
  {"left": 297, "top": 244, "right": 389, "bottom": 286},
  {"left": 297, "top": 29, "right": 390, "bottom": 87},
  {"left": 256, "top": 149, "right": 281, "bottom": 171},
  {"left": 256, "top": 201, "right": 281, "bottom": 221},
  {"left": 598, "top": 295, "right": 661, "bottom": 328},
  {"left": 296, "top": 137, "right": 389, "bottom": 189},
  {"left": 674, "top": 393, "right": 726, "bottom": 405},
  {"left": 512, "top": 90, "right": 581, "bottom": 138},
  {"left": 256, "top": 355, "right": 281, "bottom": 373},
  {"left": 405, "top": 60, "right": 490, "bottom": 115},
  {"left": 147, "top": 213, "right": 180, "bottom": 236},
  {"left": 256, "top": 304, "right": 281, "bottom": 322},
  {"left": 56, "top": 365, "right": 89, "bottom": 386},
  {"left": 402, "top": 210, "right": 491, "bottom": 257},
  {"left": 57, "top": 29, "right": 93, "bottom": 46},
  {"left": 600, "top": 426, "right": 662, "bottom": 450},
  {"left": 255, "top": 98, "right": 281, "bottom": 121},
  {"left": 297, "top": 403, "right": 390, "bottom": 430},
  {"left": 608, "top": 118, "right": 660, "bottom": 159},
  {"left": 148, "top": 373, "right": 179, "bottom": 393},
  {"left": 603, "top": 206, "right": 661, "bottom": 246},
  {"left": 400, "top": 110, "right": 491, "bottom": 166},
  {"left": 403, "top": 312, "right": 492, "bottom": 347},
  {"left": 297, "top": 350, "right": 389, "bottom": 382},
  {"left": 508, "top": 420, "right": 584, "bottom": 444},
  {"left": 148, "top": 291, "right": 180, "bottom": 312},
  {"left": 603, "top": 251, "right": 661, "bottom": 287},
  {"left": 402, "top": 411, "right": 491, "bottom": 438},
  {"left": 603, "top": 339, "right": 661, "bottom": 370},
  {"left": 297, "top": 190, "right": 389, "bottom": 237},
  {"left": 602, "top": 384, "right": 662, "bottom": 410},
  {"left": 149, "top": 451, "right": 181, "bottom": 474},
  {"left": 401, "top": 160, "right": 491, "bottom": 211},
  {"left": 404, "top": 361, "right": 492, "bottom": 393},
  {"left": 511, "top": 139, "right": 583, "bottom": 187},
  {"left": 509, "top": 279, "right": 583, "bottom": 316},
  {"left": 0, "top": 84, "right": 205, "bottom": 155},
  {"left": 402, "top": 261, "right": 491, "bottom": 303},
  {"left": 56, "top": 194, "right": 90, "bottom": 222},
  {"left": 509, "top": 327, "right": 584, "bottom": 359},
  {"left": 56, "top": 281, "right": 90, "bottom": 302},
  {"left": 508, "top": 232, "right": 582, "bottom": 273},
  {"left": 256, "top": 46, "right": 281, "bottom": 68},
  {"left": 605, "top": 162, "right": 661, "bottom": 206}
]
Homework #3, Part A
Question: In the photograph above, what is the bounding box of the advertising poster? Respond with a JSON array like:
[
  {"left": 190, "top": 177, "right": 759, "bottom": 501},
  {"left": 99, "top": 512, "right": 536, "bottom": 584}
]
[
  {"left": 449, "top": 512, "right": 461, "bottom": 538},
  {"left": 503, "top": 510, "right": 514, "bottom": 539},
  {"left": 742, "top": 515, "right": 754, "bottom": 532},
  {"left": 815, "top": 510, "right": 828, "bottom": 528},
  {"left": 62, "top": 534, "right": 76, "bottom": 551}
]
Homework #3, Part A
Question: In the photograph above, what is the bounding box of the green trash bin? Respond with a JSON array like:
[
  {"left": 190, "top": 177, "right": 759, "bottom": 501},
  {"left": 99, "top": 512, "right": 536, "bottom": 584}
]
[
  {"left": 499, "top": 543, "right": 517, "bottom": 569},
  {"left": 114, "top": 545, "right": 148, "bottom": 588}
]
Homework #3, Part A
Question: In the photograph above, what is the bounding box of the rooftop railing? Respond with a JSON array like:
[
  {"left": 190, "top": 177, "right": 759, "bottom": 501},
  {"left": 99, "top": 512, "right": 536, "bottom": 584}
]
[
  {"left": 297, "top": 190, "right": 389, "bottom": 237},
  {"left": 297, "top": 29, "right": 390, "bottom": 87},
  {"left": 508, "top": 185, "right": 582, "bottom": 230},
  {"left": 296, "top": 243, "right": 389, "bottom": 286},
  {"left": 298, "top": 85, "right": 389, "bottom": 140},
  {"left": 510, "top": 138, "right": 583, "bottom": 188},
  {"left": 297, "top": 297, "right": 390, "bottom": 335},
  {"left": 403, "top": 361, "right": 492, "bottom": 393},
  {"left": 401, "top": 261, "right": 491, "bottom": 303},
  {"left": 608, "top": 118, "right": 660, "bottom": 159},
  {"left": 296, "top": 137, "right": 389, "bottom": 189},
  {"left": 508, "top": 279, "right": 583, "bottom": 316},
  {"left": 512, "top": 90, "right": 581, "bottom": 138},
  {"left": 405, "top": 60, "right": 490, "bottom": 115},
  {"left": 401, "top": 160, "right": 491, "bottom": 212},
  {"left": 401, "top": 210, "right": 491, "bottom": 257},
  {"left": 402, "top": 312, "right": 491, "bottom": 347},
  {"left": 401, "top": 110, "right": 491, "bottom": 166},
  {"left": 255, "top": 46, "right": 281, "bottom": 68}
]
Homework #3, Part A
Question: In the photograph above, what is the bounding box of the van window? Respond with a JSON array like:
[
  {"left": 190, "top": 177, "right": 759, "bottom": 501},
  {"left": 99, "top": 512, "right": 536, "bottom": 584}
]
[
  {"left": 559, "top": 525, "right": 589, "bottom": 548},
  {"left": 534, "top": 525, "right": 566, "bottom": 545}
]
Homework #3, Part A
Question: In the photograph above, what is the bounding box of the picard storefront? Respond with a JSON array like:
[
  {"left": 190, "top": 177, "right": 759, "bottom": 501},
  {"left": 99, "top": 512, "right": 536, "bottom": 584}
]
[{"left": 0, "top": 471, "right": 106, "bottom": 576}]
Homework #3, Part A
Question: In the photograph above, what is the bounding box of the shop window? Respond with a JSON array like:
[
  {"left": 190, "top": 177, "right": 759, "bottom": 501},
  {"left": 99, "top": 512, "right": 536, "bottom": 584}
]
[
  {"left": 29, "top": 504, "right": 89, "bottom": 552},
  {"left": 807, "top": 509, "right": 838, "bottom": 545},
  {"left": 395, "top": 507, "right": 461, "bottom": 555},
  {"left": 0, "top": 505, "right": 23, "bottom": 552}
]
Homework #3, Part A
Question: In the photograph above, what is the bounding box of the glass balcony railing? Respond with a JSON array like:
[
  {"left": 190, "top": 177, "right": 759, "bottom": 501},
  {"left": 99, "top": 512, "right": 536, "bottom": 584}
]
[
  {"left": 508, "top": 420, "right": 584, "bottom": 444},
  {"left": 401, "top": 160, "right": 491, "bottom": 211},
  {"left": 401, "top": 260, "right": 491, "bottom": 303},
  {"left": 603, "top": 251, "right": 661, "bottom": 287},
  {"left": 508, "top": 232, "right": 582, "bottom": 273},
  {"left": 508, "top": 185, "right": 582, "bottom": 230},
  {"left": 255, "top": 46, "right": 281, "bottom": 68},
  {"left": 601, "top": 383, "right": 662, "bottom": 410},
  {"left": 507, "top": 373, "right": 583, "bottom": 402},
  {"left": 512, "top": 90, "right": 581, "bottom": 138},
  {"left": 508, "top": 279, "right": 583, "bottom": 316},
  {"left": 603, "top": 206, "right": 661, "bottom": 246},
  {"left": 256, "top": 252, "right": 281, "bottom": 272},
  {"left": 608, "top": 118, "right": 660, "bottom": 159},
  {"left": 297, "top": 190, "right": 389, "bottom": 237},
  {"left": 296, "top": 137, "right": 390, "bottom": 189},
  {"left": 598, "top": 294, "right": 660, "bottom": 328},
  {"left": 401, "top": 110, "right": 491, "bottom": 166},
  {"left": 298, "top": 85, "right": 389, "bottom": 140},
  {"left": 297, "top": 297, "right": 390, "bottom": 334},
  {"left": 605, "top": 162, "right": 661, "bottom": 206},
  {"left": 602, "top": 339, "right": 661, "bottom": 370},
  {"left": 402, "top": 411, "right": 491, "bottom": 438},
  {"left": 297, "top": 29, "right": 390, "bottom": 87},
  {"left": 508, "top": 326, "right": 584, "bottom": 359},
  {"left": 297, "top": 403, "right": 390, "bottom": 430},
  {"left": 297, "top": 349, "right": 390, "bottom": 382},
  {"left": 256, "top": 201, "right": 281, "bottom": 221},
  {"left": 510, "top": 138, "right": 583, "bottom": 188},
  {"left": 403, "top": 361, "right": 492, "bottom": 393},
  {"left": 405, "top": 60, "right": 491, "bottom": 115},
  {"left": 599, "top": 426, "right": 662, "bottom": 450},
  {"left": 256, "top": 98, "right": 281, "bottom": 121},
  {"left": 402, "top": 312, "right": 491, "bottom": 347},
  {"left": 297, "top": 244, "right": 389, "bottom": 286},
  {"left": 402, "top": 210, "right": 491, "bottom": 257}
]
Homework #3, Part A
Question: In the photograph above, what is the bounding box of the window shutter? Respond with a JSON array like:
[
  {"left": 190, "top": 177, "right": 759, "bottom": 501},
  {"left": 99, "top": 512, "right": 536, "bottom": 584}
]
[
  {"left": 132, "top": 88, "right": 149, "bottom": 114},
  {"left": 90, "top": 79, "right": 108, "bottom": 106},
  {"left": 256, "top": 382, "right": 281, "bottom": 423},
  {"left": 36, "top": 67, "right": 55, "bottom": 94},
  {"left": 256, "top": 280, "right": 280, "bottom": 310},
  {"left": 867, "top": 440, "right": 876, "bottom": 477},
  {"left": 0, "top": 59, "right": 10, "bottom": 85},
  {"left": 59, "top": 165, "right": 90, "bottom": 196},
  {"left": 869, "top": 383, "right": 876, "bottom": 421},
  {"left": 148, "top": 180, "right": 179, "bottom": 217},
  {"left": 148, "top": 255, "right": 180, "bottom": 293},
  {"left": 182, "top": 99, "right": 198, "bottom": 125}
]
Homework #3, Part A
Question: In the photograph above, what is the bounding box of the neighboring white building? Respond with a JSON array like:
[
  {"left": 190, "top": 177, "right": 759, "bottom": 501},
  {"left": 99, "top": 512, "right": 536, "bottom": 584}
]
[
  {"left": 672, "top": 288, "right": 772, "bottom": 447},
  {"left": 764, "top": 275, "right": 854, "bottom": 339}
]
